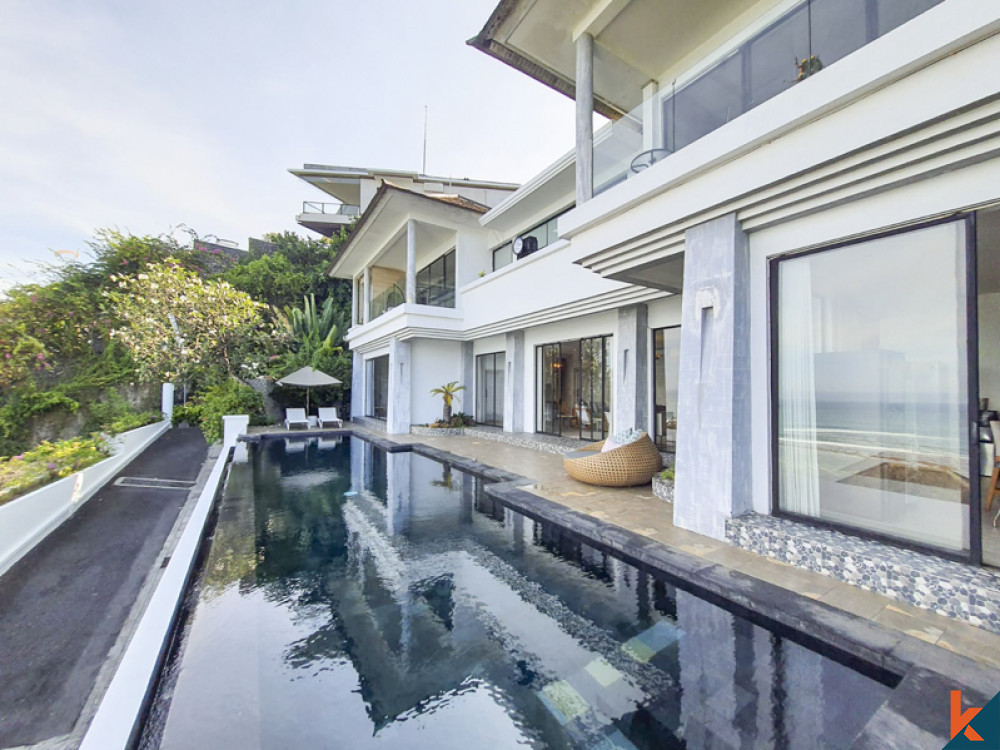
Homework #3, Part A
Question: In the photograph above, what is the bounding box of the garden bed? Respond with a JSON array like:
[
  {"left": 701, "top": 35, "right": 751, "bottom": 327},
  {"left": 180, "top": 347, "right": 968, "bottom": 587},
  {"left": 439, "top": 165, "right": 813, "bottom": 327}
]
[{"left": 0, "top": 420, "right": 169, "bottom": 576}]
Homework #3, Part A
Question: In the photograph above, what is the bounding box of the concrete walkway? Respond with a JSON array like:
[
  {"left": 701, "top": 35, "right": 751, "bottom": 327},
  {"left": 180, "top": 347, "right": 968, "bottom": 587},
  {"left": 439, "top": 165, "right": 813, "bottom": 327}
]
[
  {"left": 376, "top": 427, "right": 1000, "bottom": 673},
  {"left": 0, "top": 426, "right": 208, "bottom": 749}
]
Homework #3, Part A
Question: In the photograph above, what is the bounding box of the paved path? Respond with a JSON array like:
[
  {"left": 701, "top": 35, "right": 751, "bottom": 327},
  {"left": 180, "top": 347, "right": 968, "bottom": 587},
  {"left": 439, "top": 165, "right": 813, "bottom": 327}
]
[{"left": 0, "top": 426, "right": 207, "bottom": 749}]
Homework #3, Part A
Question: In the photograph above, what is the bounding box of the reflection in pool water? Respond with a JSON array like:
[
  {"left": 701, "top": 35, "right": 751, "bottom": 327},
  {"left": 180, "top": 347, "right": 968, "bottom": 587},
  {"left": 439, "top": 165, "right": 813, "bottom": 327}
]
[{"left": 142, "top": 436, "right": 895, "bottom": 749}]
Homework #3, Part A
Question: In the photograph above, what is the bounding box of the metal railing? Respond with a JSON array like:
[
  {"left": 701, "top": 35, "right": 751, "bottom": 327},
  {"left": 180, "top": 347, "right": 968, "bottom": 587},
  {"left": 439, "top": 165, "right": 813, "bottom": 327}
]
[{"left": 301, "top": 201, "right": 361, "bottom": 216}]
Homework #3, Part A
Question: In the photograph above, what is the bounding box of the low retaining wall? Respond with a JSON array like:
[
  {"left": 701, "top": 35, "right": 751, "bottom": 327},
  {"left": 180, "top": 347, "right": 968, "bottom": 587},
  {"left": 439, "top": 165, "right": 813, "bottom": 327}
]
[
  {"left": 0, "top": 421, "right": 170, "bottom": 577},
  {"left": 727, "top": 512, "right": 1000, "bottom": 634},
  {"left": 79, "top": 444, "right": 232, "bottom": 750}
]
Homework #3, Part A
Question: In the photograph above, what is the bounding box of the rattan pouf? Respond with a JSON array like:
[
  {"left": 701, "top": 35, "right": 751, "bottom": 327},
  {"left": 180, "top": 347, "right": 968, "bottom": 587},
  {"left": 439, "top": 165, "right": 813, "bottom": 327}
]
[{"left": 563, "top": 432, "right": 663, "bottom": 487}]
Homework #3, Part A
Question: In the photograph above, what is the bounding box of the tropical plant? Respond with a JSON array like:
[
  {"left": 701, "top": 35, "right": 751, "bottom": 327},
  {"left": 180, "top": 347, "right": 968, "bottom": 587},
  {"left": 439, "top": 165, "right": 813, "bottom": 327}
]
[
  {"left": 659, "top": 467, "right": 675, "bottom": 482},
  {"left": 190, "top": 379, "right": 266, "bottom": 443},
  {"left": 0, "top": 435, "right": 110, "bottom": 506},
  {"left": 104, "top": 258, "right": 266, "bottom": 382},
  {"left": 430, "top": 381, "right": 465, "bottom": 423},
  {"left": 278, "top": 293, "right": 347, "bottom": 356}
]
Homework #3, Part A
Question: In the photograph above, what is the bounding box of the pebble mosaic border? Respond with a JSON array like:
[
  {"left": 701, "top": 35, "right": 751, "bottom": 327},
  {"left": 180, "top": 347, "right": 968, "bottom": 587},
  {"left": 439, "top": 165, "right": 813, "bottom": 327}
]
[
  {"left": 350, "top": 416, "right": 387, "bottom": 433},
  {"left": 651, "top": 476, "right": 674, "bottom": 503},
  {"left": 726, "top": 512, "right": 1000, "bottom": 634}
]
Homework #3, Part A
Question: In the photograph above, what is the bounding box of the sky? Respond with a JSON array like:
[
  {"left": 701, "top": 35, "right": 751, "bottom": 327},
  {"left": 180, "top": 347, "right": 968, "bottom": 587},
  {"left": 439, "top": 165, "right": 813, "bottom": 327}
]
[{"left": 0, "top": 0, "right": 578, "bottom": 291}]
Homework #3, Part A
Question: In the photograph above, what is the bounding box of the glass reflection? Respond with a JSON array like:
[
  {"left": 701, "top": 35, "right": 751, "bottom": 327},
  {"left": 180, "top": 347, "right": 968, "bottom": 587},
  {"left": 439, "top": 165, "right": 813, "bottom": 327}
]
[
  {"left": 146, "top": 438, "right": 896, "bottom": 749},
  {"left": 776, "top": 221, "right": 970, "bottom": 552}
]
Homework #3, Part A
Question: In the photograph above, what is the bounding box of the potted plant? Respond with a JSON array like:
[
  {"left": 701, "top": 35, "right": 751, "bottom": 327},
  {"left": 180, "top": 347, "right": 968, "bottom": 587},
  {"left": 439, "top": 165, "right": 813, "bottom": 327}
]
[
  {"left": 430, "top": 381, "right": 464, "bottom": 424},
  {"left": 652, "top": 467, "right": 674, "bottom": 502}
]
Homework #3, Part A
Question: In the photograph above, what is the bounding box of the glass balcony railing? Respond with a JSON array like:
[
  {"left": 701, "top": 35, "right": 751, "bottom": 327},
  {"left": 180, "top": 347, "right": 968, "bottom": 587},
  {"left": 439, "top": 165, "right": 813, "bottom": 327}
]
[
  {"left": 302, "top": 201, "right": 361, "bottom": 217},
  {"left": 369, "top": 283, "right": 404, "bottom": 320},
  {"left": 593, "top": 0, "right": 943, "bottom": 196}
]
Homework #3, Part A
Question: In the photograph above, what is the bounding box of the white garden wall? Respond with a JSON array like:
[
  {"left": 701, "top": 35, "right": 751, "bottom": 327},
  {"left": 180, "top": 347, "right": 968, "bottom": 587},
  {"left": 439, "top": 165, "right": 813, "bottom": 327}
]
[{"left": 0, "top": 421, "right": 170, "bottom": 577}]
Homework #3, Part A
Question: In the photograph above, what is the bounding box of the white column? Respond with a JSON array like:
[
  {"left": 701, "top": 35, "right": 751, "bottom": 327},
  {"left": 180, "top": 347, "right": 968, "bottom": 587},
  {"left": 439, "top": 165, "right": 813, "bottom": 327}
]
[
  {"left": 362, "top": 266, "right": 372, "bottom": 323},
  {"left": 351, "top": 277, "right": 359, "bottom": 326},
  {"left": 161, "top": 382, "right": 174, "bottom": 423},
  {"left": 406, "top": 219, "right": 417, "bottom": 304},
  {"left": 642, "top": 80, "right": 660, "bottom": 152},
  {"left": 575, "top": 32, "right": 594, "bottom": 205}
]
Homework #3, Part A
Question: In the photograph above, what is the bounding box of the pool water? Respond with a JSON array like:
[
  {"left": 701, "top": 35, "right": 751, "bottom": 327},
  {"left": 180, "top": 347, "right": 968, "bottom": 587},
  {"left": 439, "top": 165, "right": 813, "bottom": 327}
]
[{"left": 141, "top": 436, "right": 896, "bottom": 749}]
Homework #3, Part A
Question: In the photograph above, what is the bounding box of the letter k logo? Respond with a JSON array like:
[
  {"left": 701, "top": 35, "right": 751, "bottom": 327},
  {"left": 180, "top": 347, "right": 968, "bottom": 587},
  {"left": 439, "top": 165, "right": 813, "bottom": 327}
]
[{"left": 952, "top": 690, "right": 984, "bottom": 741}]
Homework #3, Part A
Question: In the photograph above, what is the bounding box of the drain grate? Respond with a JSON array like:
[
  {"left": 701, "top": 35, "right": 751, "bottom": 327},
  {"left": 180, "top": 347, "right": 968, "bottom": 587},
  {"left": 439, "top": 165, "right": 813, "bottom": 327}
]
[{"left": 113, "top": 476, "right": 196, "bottom": 491}]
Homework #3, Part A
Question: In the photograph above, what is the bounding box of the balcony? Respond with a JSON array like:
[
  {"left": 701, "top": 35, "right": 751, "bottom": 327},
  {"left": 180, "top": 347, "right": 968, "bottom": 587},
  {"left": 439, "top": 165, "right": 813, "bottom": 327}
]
[
  {"left": 295, "top": 201, "right": 362, "bottom": 237},
  {"left": 590, "top": 0, "right": 943, "bottom": 196}
]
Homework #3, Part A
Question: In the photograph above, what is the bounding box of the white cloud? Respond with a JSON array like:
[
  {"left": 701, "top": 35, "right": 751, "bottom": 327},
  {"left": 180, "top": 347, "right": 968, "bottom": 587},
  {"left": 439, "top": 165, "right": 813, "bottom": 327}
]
[{"left": 0, "top": 0, "right": 576, "bottom": 283}]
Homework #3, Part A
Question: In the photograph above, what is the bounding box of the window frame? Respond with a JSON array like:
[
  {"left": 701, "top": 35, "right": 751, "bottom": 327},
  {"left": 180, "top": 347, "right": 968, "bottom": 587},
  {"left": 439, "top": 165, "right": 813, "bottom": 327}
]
[{"left": 766, "top": 214, "right": 980, "bottom": 564}]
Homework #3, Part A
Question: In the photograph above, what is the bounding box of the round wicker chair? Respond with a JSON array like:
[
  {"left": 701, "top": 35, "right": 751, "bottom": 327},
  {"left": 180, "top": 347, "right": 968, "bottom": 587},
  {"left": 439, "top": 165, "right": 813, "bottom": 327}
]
[{"left": 563, "top": 431, "right": 663, "bottom": 487}]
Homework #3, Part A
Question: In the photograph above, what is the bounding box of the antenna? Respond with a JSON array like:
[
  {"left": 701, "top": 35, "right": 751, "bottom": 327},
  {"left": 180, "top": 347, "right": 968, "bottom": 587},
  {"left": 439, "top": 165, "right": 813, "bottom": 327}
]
[{"left": 422, "top": 105, "right": 428, "bottom": 174}]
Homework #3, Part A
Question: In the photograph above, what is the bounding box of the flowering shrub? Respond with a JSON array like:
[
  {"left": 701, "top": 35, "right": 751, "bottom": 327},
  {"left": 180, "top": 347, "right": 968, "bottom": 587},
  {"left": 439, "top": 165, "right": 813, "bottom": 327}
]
[{"left": 0, "top": 436, "right": 110, "bottom": 506}]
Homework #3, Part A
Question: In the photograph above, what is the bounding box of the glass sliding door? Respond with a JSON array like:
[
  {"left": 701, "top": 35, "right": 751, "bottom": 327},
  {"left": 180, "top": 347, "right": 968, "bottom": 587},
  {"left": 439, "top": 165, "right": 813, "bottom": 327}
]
[
  {"left": 579, "top": 336, "right": 612, "bottom": 441},
  {"left": 653, "top": 327, "right": 682, "bottom": 451},
  {"left": 367, "top": 355, "right": 389, "bottom": 420},
  {"left": 536, "top": 343, "right": 562, "bottom": 436},
  {"left": 773, "top": 219, "right": 973, "bottom": 555},
  {"left": 536, "top": 336, "right": 613, "bottom": 440},
  {"left": 475, "top": 352, "right": 504, "bottom": 428}
]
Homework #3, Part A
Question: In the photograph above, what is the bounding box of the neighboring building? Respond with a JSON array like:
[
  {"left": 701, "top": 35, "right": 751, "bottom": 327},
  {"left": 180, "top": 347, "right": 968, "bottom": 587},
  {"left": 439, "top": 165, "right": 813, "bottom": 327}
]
[
  {"left": 289, "top": 164, "right": 518, "bottom": 237},
  {"left": 297, "top": 0, "right": 1000, "bottom": 581}
]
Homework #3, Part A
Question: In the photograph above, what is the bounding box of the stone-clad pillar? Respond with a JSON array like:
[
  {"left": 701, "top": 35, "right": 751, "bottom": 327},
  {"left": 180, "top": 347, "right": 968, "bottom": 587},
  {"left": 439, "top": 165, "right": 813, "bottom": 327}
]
[
  {"left": 462, "top": 341, "right": 474, "bottom": 417},
  {"left": 614, "top": 303, "right": 649, "bottom": 434},
  {"left": 673, "top": 213, "right": 752, "bottom": 540},
  {"left": 503, "top": 331, "right": 524, "bottom": 433},
  {"left": 350, "top": 350, "right": 363, "bottom": 420},
  {"left": 387, "top": 339, "right": 411, "bottom": 435}
]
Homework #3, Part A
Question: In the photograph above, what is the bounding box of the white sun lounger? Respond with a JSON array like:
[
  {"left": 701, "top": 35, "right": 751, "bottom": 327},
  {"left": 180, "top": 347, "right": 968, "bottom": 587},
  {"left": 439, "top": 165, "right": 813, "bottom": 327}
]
[
  {"left": 317, "top": 407, "right": 343, "bottom": 428},
  {"left": 284, "top": 408, "right": 309, "bottom": 430}
]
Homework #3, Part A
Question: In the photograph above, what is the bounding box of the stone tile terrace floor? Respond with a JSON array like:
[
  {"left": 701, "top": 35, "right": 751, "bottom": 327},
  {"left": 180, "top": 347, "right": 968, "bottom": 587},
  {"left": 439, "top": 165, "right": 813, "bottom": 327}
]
[{"left": 250, "top": 424, "right": 1000, "bottom": 672}]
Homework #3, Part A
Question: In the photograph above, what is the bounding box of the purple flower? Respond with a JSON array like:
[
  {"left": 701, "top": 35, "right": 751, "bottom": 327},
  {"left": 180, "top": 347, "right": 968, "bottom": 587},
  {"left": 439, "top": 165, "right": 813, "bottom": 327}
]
[{"left": 47, "top": 462, "right": 56, "bottom": 471}]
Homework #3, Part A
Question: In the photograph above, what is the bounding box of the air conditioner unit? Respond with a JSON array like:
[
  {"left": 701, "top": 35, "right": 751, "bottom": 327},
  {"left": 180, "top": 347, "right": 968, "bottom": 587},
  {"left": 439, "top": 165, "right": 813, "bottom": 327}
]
[{"left": 512, "top": 235, "right": 538, "bottom": 258}]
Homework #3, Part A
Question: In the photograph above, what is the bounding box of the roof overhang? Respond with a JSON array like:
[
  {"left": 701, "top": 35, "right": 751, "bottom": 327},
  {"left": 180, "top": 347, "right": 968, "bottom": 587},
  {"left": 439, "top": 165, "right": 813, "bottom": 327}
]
[
  {"left": 327, "top": 184, "right": 488, "bottom": 279},
  {"left": 469, "top": 0, "right": 780, "bottom": 117}
]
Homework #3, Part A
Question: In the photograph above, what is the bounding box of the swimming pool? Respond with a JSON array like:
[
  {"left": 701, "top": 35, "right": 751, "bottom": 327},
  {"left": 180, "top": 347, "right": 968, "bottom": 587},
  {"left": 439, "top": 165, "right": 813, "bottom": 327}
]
[{"left": 140, "top": 435, "right": 898, "bottom": 748}]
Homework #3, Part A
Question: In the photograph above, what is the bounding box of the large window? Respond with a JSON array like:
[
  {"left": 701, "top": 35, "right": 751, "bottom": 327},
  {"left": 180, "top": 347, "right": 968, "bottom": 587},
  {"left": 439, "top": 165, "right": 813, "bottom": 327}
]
[
  {"left": 536, "top": 336, "right": 612, "bottom": 440},
  {"left": 653, "top": 327, "right": 682, "bottom": 452},
  {"left": 773, "top": 220, "right": 972, "bottom": 554},
  {"left": 476, "top": 352, "right": 505, "bottom": 427},
  {"left": 416, "top": 250, "right": 455, "bottom": 308},
  {"left": 367, "top": 355, "right": 389, "bottom": 420},
  {"left": 492, "top": 207, "right": 573, "bottom": 271}
]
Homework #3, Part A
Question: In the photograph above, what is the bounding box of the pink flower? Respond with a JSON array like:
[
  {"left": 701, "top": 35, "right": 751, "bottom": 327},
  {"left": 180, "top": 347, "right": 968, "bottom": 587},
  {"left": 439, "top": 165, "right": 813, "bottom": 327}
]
[
  {"left": 36, "top": 353, "right": 45, "bottom": 360},
  {"left": 47, "top": 462, "right": 56, "bottom": 471},
  {"left": 13, "top": 455, "right": 23, "bottom": 460}
]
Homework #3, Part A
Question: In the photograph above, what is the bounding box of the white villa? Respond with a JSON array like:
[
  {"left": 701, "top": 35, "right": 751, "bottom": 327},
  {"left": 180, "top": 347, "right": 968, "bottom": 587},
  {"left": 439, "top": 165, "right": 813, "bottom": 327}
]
[{"left": 293, "top": 0, "right": 1000, "bottom": 577}]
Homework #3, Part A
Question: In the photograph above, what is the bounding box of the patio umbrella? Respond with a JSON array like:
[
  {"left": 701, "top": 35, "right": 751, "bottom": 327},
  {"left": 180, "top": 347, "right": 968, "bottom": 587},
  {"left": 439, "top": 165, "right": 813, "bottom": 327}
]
[{"left": 276, "top": 366, "right": 341, "bottom": 413}]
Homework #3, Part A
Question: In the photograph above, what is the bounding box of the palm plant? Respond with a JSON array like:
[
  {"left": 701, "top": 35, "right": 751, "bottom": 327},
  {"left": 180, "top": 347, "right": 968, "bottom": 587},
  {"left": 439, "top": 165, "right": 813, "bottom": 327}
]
[
  {"left": 274, "top": 294, "right": 347, "bottom": 366},
  {"left": 430, "top": 381, "right": 464, "bottom": 423}
]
